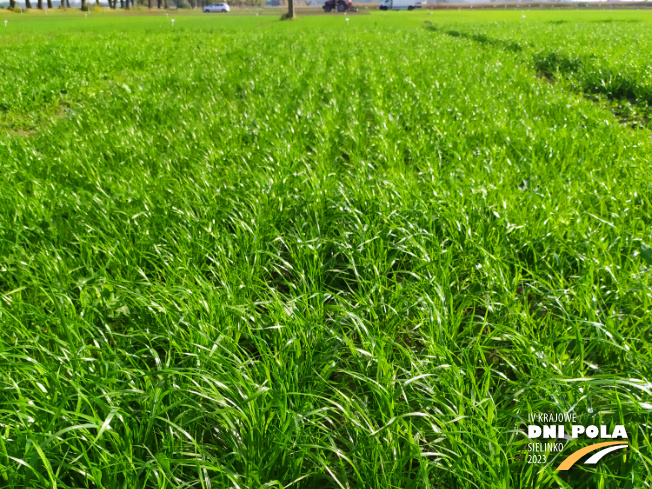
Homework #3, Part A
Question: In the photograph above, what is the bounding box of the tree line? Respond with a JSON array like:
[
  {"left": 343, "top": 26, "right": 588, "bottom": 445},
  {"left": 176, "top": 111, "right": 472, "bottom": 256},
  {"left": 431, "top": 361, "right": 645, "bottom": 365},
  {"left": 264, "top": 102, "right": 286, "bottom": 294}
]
[{"left": 7, "top": 0, "right": 263, "bottom": 9}]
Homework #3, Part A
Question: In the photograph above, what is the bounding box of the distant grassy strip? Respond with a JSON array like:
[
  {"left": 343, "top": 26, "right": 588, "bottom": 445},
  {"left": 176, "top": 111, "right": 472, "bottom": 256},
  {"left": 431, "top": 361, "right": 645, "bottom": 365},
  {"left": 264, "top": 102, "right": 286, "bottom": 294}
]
[
  {"left": 428, "top": 24, "right": 652, "bottom": 128},
  {"left": 532, "top": 51, "right": 652, "bottom": 128},
  {"left": 427, "top": 25, "right": 523, "bottom": 52},
  {"left": 533, "top": 51, "right": 652, "bottom": 104}
]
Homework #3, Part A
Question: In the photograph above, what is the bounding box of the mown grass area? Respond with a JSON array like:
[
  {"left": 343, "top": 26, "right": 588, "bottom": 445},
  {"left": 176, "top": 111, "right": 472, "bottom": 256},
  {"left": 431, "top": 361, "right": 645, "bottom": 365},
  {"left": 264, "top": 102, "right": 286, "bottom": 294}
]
[{"left": 1, "top": 10, "right": 651, "bottom": 489}]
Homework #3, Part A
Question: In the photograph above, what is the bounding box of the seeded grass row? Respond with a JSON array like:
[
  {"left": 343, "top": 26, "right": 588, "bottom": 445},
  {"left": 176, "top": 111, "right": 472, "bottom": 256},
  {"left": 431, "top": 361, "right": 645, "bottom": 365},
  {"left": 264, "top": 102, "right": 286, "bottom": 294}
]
[{"left": 1, "top": 11, "right": 651, "bottom": 489}]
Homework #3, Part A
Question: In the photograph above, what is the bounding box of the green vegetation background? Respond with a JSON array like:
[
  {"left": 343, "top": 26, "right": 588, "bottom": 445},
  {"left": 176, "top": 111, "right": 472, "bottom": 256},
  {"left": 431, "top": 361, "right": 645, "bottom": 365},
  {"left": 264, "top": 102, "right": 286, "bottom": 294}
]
[{"left": 1, "top": 9, "right": 651, "bottom": 489}]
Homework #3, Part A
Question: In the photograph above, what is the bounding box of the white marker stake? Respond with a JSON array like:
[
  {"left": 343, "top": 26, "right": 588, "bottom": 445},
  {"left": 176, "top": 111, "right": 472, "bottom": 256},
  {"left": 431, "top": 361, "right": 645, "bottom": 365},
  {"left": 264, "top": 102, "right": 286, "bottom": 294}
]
[
  {"left": 345, "top": 17, "right": 349, "bottom": 23},
  {"left": 4, "top": 20, "right": 7, "bottom": 27},
  {"left": 171, "top": 19, "right": 175, "bottom": 26}
]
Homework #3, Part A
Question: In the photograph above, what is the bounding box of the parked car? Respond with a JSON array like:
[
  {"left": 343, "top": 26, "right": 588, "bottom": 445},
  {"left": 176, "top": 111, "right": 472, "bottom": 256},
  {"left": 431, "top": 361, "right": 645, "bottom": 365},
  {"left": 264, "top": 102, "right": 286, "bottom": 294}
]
[
  {"left": 204, "top": 2, "right": 230, "bottom": 12},
  {"left": 379, "top": 0, "right": 421, "bottom": 10},
  {"left": 322, "top": 0, "right": 352, "bottom": 12}
]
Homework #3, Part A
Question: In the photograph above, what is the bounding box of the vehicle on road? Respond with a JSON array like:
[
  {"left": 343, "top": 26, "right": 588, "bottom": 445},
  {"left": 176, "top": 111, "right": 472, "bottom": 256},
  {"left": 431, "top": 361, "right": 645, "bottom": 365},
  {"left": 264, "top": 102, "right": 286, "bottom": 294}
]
[
  {"left": 322, "top": 0, "right": 353, "bottom": 12},
  {"left": 204, "top": 2, "right": 230, "bottom": 12},
  {"left": 379, "top": 0, "right": 422, "bottom": 10}
]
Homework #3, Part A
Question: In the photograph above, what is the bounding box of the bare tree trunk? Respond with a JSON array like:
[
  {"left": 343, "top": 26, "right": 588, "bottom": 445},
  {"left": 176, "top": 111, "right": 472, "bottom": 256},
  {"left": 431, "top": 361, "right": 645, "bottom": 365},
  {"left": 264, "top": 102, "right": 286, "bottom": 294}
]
[
  {"left": 9, "top": 0, "right": 15, "bottom": 8},
  {"left": 80, "top": 0, "right": 86, "bottom": 9},
  {"left": 286, "top": 0, "right": 294, "bottom": 18},
  {"left": 66, "top": 0, "right": 70, "bottom": 7},
  {"left": 25, "top": 0, "right": 32, "bottom": 8},
  {"left": 157, "top": 0, "right": 161, "bottom": 7},
  {"left": 148, "top": 0, "right": 152, "bottom": 7},
  {"left": 47, "top": 0, "right": 53, "bottom": 7},
  {"left": 37, "top": 0, "right": 43, "bottom": 8}
]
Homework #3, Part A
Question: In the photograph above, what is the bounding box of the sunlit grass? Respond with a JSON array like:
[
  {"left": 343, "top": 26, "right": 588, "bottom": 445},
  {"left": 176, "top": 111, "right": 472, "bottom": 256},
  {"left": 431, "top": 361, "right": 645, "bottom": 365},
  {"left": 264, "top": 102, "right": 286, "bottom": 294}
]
[{"left": 1, "top": 11, "right": 651, "bottom": 489}]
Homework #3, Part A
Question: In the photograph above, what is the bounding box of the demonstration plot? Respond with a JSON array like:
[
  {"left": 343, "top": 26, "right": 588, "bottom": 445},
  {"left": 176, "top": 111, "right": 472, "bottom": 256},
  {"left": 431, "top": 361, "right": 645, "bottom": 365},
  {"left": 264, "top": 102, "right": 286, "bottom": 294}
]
[{"left": 0, "top": 11, "right": 651, "bottom": 489}]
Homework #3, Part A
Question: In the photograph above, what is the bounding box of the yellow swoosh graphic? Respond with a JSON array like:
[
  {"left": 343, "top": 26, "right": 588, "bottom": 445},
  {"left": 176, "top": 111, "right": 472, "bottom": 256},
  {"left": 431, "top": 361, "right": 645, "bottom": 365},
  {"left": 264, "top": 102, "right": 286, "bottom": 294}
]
[{"left": 556, "top": 441, "right": 629, "bottom": 471}]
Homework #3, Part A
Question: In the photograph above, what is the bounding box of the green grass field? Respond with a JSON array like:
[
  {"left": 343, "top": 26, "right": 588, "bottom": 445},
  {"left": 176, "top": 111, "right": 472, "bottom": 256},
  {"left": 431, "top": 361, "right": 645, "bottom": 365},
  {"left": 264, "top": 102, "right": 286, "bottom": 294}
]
[{"left": 1, "top": 9, "right": 651, "bottom": 489}]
